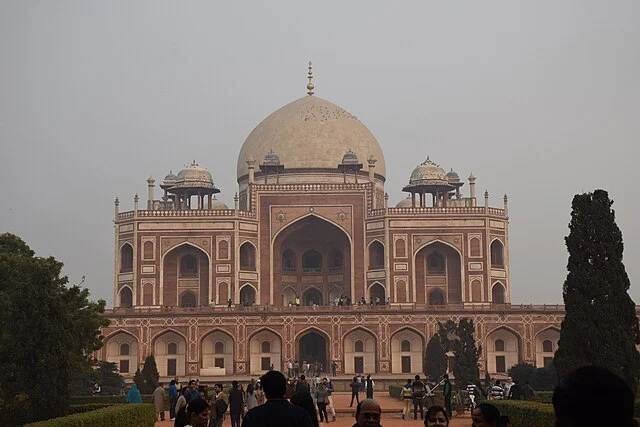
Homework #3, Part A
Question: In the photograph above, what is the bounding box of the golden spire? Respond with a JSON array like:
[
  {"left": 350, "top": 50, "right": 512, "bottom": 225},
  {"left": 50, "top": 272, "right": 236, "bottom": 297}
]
[{"left": 306, "top": 61, "right": 314, "bottom": 96}]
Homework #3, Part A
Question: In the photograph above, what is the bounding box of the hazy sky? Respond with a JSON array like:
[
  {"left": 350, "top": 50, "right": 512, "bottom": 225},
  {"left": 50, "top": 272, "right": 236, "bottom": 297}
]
[{"left": 1, "top": 1, "right": 638, "bottom": 306}]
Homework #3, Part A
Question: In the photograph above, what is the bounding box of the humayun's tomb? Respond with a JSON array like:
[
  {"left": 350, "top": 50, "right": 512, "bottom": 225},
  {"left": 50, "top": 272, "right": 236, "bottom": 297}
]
[{"left": 98, "top": 64, "right": 565, "bottom": 382}]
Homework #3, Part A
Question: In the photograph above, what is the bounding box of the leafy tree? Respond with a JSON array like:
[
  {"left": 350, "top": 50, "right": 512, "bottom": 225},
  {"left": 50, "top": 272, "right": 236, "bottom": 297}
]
[
  {"left": 438, "top": 318, "right": 481, "bottom": 389},
  {"left": 507, "top": 362, "right": 536, "bottom": 385},
  {"left": 425, "top": 334, "right": 447, "bottom": 382},
  {"left": 69, "top": 361, "right": 124, "bottom": 396},
  {"left": 0, "top": 233, "right": 109, "bottom": 424},
  {"left": 530, "top": 366, "right": 558, "bottom": 391},
  {"left": 138, "top": 355, "right": 159, "bottom": 394},
  {"left": 554, "top": 190, "right": 640, "bottom": 394}
]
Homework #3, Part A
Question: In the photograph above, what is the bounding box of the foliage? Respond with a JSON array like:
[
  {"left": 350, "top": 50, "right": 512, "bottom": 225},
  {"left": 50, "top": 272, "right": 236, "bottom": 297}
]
[
  {"left": 24, "top": 404, "right": 156, "bottom": 427},
  {"left": 67, "top": 403, "right": 114, "bottom": 414},
  {"left": 69, "top": 394, "right": 170, "bottom": 410},
  {"left": 554, "top": 190, "right": 640, "bottom": 394},
  {"left": 530, "top": 366, "right": 558, "bottom": 391},
  {"left": 136, "top": 355, "right": 159, "bottom": 394},
  {"left": 438, "top": 318, "right": 481, "bottom": 389},
  {"left": 424, "top": 334, "right": 448, "bottom": 382},
  {"left": 490, "top": 401, "right": 555, "bottom": 427},
  {"left": 508, "top": 363, "right": 536, "bottom": 385},
  {"left": 70, "top": 361, "right": 124, "bottom": 396},
  {"left": 0, "top": 233, "right": 109, "bottom": 425}
]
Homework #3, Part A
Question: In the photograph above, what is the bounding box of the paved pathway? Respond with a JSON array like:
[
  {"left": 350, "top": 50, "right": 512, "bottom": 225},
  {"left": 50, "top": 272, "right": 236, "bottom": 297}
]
[{"left": 155, "top": 392, "right": 471, "bottom": 427}]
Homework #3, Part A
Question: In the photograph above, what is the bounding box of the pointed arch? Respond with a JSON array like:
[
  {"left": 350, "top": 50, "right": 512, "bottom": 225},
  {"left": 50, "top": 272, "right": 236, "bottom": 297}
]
[
  {"left": 248, "top": 327, "right": 283, "bottom": 374},
  {"left": 281, "top": 286, "right": 298, "bottom": 306},
  {"left": 491, "top": 281, "right": 506, "bottom": 304},
  {"left": 428, "top": 288, "right": 445, "bottom": 306},
  {"left": 201, "top": 329, "right": 235, "bottom": 374},
  {"left": 534, "top": 326, "right": 560, "bottom": 368},
  {"left": 118, "top": 285, "right": 133, "bottom": 308},
  {"left": 302, "top": 249, "right": 323, "bottom": 271},
  {"left": 239, "top": 284, "right": 257, "bottom": 306},
  {"left": 240, "top": 241, "right": 257, "bottom": 271},
  {"left": 368, "top": 240, "right": 385, "bottom": 270},
  {"left": 161, "top": 241, "right": 211, "bottom": 307},
  {"left": 485, "top": 326, "right": 523, "bottom": 374},
  {"left": 151, "top": 329, "right": 187, "bottom": 376},
  {"left": 120, "top": 242, "right": 133, "bottom": 273},
  {"left": 343, "top": 326, "right": 377, "bottom": 374},
  {"left": 367, "top": 282, "right": 386, "bottom": 304},
  {"left": 104, "top": 330, "right": 138, "bottom": 375},
  {"left": 390, "top": 327, "right": 425, "bottom": 374},
  {"left": 413, "top": 239, "right": 465, "bottom": 304},
  {"left": 302, "top": 286, "right": 323, "bottom": 306},
  {"left": 490, "top": 238, "right": 504, "bottom": 268},
  {"left": 179, "top": 290, "right": 197, "bottom": 307},
  {"left": 282, "top": 248, "right": 296, "bottom": 271}
]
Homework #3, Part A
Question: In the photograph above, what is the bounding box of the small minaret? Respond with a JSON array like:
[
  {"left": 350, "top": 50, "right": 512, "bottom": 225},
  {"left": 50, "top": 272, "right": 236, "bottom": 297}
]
[
  {"left": 306, "top": 61, "right": 314, "bottom": 96},
  {"left": 146, "top": 176, "right": 155, "bottom": 210},
  {"left": 384, "top": 192, "right": 389, "bottom": 209},
  {"left": 484, "top": 190, "right": 489, "bottom": 208},
  {"left": 234, "top": 193, "right": 239, "bottom": 210},
  {"left": 468, "top": 173, "right": 476, "bottom": 206},
  {"left": 367, "top": 155, "right": 377, "bottom": 183},
  {"left": 134, "top": 193, "right": 139, "bottom": 217},
  {"left": 503, "top": 194, "right": 509, "bottom": 216},
  {"left": 247, "top": 156, "right": 256, "bottom": 184},
  {"left": 114, "top": 197, "right": 120, "bottom": 221}
]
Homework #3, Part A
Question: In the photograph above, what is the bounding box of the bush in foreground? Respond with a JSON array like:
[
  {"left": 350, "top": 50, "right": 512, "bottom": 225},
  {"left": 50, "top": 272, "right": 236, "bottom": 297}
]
[
  {"left": 491, "top": 400, "right": 555, "bottom": 427},
  {"left": 23, "top": 404, "right": 155, "bottom": 427}
]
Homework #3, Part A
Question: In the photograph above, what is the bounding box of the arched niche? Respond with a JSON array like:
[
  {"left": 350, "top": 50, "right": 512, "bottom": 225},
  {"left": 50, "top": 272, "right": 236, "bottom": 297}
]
[
  {"left": 486, "top": 327, "right": 521, "bottom": 375},
  {"left": 163, "top": 243, "right": 210, "bottom": 307},
  {"left": 119, "top": 286, "right": 133, "bottom": 308},
  {"left": 105, "top": 331, "right": 138, "bottom": 375},
  {"left": 390, "top": 328, "right": 424, "bottom": 374},
  {"left": 491, "top": 239, "right": 504, "bottom": 268},
  {"left": 368, "top": 241, "right": 385, "bottom": 270},
  {"left": 153, "top": 330, "right": 187, "bottom": 377},
  {"left": 415, "top": 241, "right": 463, "bottom": 304},
  {"left": 240, "top": 242, "right": 257, "bottom": 271},
  {"left": 368, "top": 283, "right": 386, "bottom": 304},
  {"left": 240, "top": 285, "right": 257, "bottom": 306},
  {"left": 535, "top": 328, "right": 560, "bottom": 368},
  {"left": 249, "top": 329, "right": 282, "bottom": 375},
  {"left": 202, "top": 330, "right": 234, "bottom": 375},
  {"left": 492, "top": 282, "right": 506, "bottom": 304},
  {"left": 120, "top": 243, "right": 133, "bottom": 273},
  {"left": 343, "top": 328, "right": 376, "bottom": 374}
]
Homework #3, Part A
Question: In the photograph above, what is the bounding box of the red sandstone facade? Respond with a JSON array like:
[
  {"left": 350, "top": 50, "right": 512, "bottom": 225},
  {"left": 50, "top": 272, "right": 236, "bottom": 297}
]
[{"left": 99, "top": 81, "right": 564, "bottom": 380}]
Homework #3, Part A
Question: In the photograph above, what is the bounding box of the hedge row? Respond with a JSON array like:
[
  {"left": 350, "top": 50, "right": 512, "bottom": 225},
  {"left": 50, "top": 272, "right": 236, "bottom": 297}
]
[
  {"left": 67, "top": 403, "right": 115, "bottom": 415},
  {"left": 70, "top": 394, "right": 171, "bottom": 410},
  {"left": 24, "top": 404, "right": 156, "bottom": 427},
  {"left": 491, "top": 401, "right": 555, "bottom": 427}
]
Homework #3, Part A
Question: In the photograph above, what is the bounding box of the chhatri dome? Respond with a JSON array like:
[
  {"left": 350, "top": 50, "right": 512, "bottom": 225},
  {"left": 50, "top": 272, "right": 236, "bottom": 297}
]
[{"left": 236, "top": 63, "right": 386, "bottom": 182}]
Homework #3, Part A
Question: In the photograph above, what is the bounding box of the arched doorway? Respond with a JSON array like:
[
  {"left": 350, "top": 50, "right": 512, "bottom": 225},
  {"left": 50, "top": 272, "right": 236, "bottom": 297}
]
[
  {"left": 240, "top": 285, "right": 257, "bottom": 306},
  {"left": 273, "top": 215, "right": 352, "bottom": 307},
  {"left": 299, "top": 331, "right": 328, "bottom": 372},
  {"left": 415, "top": 241, "right": 462, "bottom": 304},
  {"left": 163, "top": 243, "right": 210, "bottom": 307},
  {"left": 303, "top": 288, "right": 322, "bottom": 306},
  {"left": 368, "top": 283, "right": 386, "bottom": 304}
]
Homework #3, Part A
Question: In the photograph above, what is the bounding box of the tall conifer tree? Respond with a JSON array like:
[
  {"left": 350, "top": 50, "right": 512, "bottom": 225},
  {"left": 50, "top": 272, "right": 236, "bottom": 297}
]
[
  {"left": 425, "top": 334, "right": 447, "bottom": 381},
  {"left": 554, "top": 190, "right": 640, "bottom": 393}
]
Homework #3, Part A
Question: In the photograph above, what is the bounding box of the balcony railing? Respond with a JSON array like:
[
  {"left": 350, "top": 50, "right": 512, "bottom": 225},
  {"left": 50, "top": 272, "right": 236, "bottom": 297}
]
[
  {"left": 117, "top": 209, "right": 256, "bottom": 221},
  {"left": 107, "top": 303, "right": 567, "bottom": 316},
  {"left": 368, "top": 206, "right": 506, "bottom": 217}
]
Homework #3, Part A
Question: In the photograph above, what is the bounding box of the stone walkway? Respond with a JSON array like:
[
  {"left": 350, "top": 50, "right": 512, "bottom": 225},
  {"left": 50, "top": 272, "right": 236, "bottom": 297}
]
[{"left": 155, "top": 392, "right": 471, "bottom": 426}]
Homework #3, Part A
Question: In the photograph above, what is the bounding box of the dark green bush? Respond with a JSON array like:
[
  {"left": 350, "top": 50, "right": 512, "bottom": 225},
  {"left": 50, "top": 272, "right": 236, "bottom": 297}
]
[
  {"left": 491, "top": 400, "right": 555, "bottom": 427},
  {"left": 69, "top": 393, "right": 169, "bottom": 409},
  {"left": 24, "top": 404, "right": 155, "bottom": 427},
  {"left": 529, "top": 391, "right": 553, "bottom": 404},
  {"left": 67, "top": 403, "right": 114, "bottom": 414}
]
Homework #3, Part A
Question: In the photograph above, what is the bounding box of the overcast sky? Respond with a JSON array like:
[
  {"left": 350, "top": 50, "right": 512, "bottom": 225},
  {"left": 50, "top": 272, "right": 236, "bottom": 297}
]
[{"left": 1, "top": 1, "right": 638, "bottom": 306}]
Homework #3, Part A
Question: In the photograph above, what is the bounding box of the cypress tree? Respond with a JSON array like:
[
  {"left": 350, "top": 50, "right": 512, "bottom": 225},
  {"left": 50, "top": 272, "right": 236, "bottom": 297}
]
[
  {"left": 554, "top": 190, "right": 640, "bottom": 393},
  {"left": 425, "top": 334, "right": 447, "bottom": 382},
  {"left": 139, "top": 355, "right": 159, "bottom": 394},
  {"left": 438, "top": 318, "right": 481, "bottom": 388}
]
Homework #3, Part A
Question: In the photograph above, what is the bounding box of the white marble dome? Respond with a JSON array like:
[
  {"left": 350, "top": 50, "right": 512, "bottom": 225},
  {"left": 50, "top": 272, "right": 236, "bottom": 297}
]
[
  {"left": 209, "top": 197, "right": 229, "bottom": 209},
  {"left": 237, "top": 95, "right": 386, "bottom": 181},
  {"left": 396, "top": 196, "right": 413, "bottom": 208}
]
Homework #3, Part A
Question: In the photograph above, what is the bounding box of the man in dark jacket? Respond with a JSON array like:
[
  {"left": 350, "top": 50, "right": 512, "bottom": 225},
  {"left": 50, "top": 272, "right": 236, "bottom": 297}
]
[
  {"left": 295, "top": 375, "right": 310, "bottom": 394},
  {"left": 411, "top": 374, "right": 426, "bottom": 420},
  {"left": 242, "top": 370, "right": 313, "bottom": 427},
  {"left": 228, "top": 380, "right": 244, "bottom": 427}
]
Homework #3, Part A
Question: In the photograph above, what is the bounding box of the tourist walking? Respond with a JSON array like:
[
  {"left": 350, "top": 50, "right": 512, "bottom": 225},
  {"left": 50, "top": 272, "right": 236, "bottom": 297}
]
[
  {"left": 229, "top": 380, "right": 244, "bottom": 427},
  {"left": 442, "top": 374, "right": 452, "bottom": 419},
  {"left": 125, "top": 383, "right": 142, "bottom": 403},
  {"left": 169, "top": 379, "right": 178, "bottom": 420},
  {"left": 296, "top": 375, "right": 311, "bottom": 394},
  {"left": 153, "top": 383, "right": 166, "bottom": 421},
  {"left": 401, "top": 378, "right": 413, "bottom": 420},
  {"left": 323, "top": 377, "right": 336, "bottom": 422},
  {"left": 246, "top": 383, "right": 259, "bottom": 411},
  {"left": 314, "top": 382, "right": 329, "bottom": 423},
  {"left": 365, "top": 374, "right": 375, "bottom": 399},
  {"left": 411, "top": 374, "right": 426, "bottom": 420},
  {"left": 211, "top": 383, "right": 229, "bottom": 427},
  {"left": 349, "top": 376, "right": 360, "bottom": 407}
]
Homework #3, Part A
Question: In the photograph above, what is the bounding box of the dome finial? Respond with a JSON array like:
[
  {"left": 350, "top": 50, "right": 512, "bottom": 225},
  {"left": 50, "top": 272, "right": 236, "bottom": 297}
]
[{"left": 306, "top": 61, "right": 314, "bottom": 96}]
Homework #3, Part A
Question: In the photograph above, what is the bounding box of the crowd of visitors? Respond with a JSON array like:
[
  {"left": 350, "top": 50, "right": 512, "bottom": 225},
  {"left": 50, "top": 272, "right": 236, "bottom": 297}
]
[{"left": 120, "top": 364, "right": 638, "bottom": 427}]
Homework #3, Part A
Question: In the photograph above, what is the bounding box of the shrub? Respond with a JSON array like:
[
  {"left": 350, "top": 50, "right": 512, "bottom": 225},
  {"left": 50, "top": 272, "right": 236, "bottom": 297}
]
[
  {"left": 491, "top": 400, "right": 555, "bottom": 427},
  {"left": 24, "top": 404, "right": 155, "bottom": 427},
  {"left": 69, "top": 393, "right": 170, "bottom": 410},
  {"left": 529, "top": 391, "right": 553, "bottom": 404},
  {"left": 67, "top": 403, "right": 114, "bottom": 415}
]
